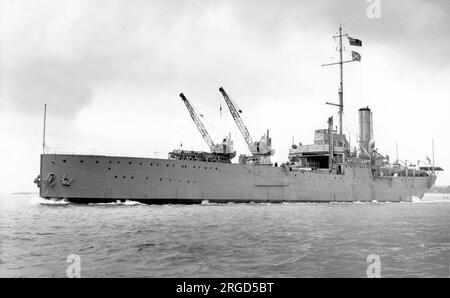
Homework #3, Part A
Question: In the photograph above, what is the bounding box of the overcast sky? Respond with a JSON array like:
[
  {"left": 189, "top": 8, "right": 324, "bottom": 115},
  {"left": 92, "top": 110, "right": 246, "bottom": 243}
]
[{"left": 1, "top": 0, "right": 449, "bottom": 193}]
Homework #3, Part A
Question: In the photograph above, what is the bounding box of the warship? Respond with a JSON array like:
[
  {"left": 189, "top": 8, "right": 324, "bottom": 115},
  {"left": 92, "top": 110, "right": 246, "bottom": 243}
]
[{"left": 34, "top": 27, "right": 440, "bottom": 203}]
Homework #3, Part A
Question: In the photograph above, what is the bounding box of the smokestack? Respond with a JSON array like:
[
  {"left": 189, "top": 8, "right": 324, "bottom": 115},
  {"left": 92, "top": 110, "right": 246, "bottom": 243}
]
[{"left": 358, "top": 107, "right": 372, "bottom": 156}]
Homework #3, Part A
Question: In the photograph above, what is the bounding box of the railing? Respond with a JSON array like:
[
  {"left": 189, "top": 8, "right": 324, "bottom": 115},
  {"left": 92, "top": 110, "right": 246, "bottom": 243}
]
[{"left": 43, "top": 146, "right": 155, "bottom": 158}]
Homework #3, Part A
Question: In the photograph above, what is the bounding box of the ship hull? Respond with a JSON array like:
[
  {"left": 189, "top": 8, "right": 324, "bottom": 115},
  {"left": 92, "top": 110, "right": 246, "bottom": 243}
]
[{"left": 39, "top": 154, "right": 436, "bottom": 203}]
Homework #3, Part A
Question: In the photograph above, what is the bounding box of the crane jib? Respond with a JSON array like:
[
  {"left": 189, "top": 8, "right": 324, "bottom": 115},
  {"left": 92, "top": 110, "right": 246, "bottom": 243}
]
[
  {"left": 219, "top": 87, "right": 254, "bottom": 152},
  {"left": 179, "top": 93, "right": 216, "bottom": 152}
]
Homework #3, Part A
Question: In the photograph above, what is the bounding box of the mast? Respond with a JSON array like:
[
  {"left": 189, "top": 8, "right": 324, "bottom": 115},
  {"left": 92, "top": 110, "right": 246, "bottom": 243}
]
[
  {"left": 395, "top": 141, "right": 398, "bottom": 164},
  {"left": 328, "top": 116, "right": 334, "bottom": 169},
  {"left": 338, "top": 25, "right": 344, "bottom": 135},
  {"left": 324, "top": 25, "right": 361, "bottom": 137},
  {"left": 432, "top": 139, "right": 435, "bottom": 173},
  {"left": 42, "top": 104, "right": 47, "bottom": 153}
]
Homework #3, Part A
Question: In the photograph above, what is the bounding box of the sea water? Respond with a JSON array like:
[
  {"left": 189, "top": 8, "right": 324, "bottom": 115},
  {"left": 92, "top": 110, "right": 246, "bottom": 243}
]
[{"left": 0, "top": 193, "right": 448, "bottom": 277}]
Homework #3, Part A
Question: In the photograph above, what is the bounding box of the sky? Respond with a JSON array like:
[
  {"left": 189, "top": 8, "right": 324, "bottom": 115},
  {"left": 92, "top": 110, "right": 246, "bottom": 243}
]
[{"left": 1, "top": 0, "right": 449, "bottom": 193}]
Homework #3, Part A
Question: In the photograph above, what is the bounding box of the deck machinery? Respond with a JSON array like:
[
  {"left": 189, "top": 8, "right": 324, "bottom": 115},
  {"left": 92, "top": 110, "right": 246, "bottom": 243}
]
[{"left": 169, "top": 93, "right": 236, "bottom": 163}]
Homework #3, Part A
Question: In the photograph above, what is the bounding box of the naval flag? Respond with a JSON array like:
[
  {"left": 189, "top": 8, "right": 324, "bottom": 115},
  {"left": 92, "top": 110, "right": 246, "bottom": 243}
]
[
  {"left": 351, "top": 51, "right": 361, "bottom": 61},
  {"left": 348, "top": 36, "right": 362, "bottom": 46}
]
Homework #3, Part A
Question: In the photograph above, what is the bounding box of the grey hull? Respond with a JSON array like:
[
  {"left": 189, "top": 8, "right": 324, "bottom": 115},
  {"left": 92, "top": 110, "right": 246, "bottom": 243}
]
[{"left": 39, "top": 154, "right": 436, "bottom": 203}]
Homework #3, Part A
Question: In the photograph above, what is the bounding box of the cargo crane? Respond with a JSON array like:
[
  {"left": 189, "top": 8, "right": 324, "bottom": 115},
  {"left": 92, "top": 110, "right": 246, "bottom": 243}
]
[
  {"left": 219, "top": 87, "right": 274, "bottom": 165},
  {"left": 169, "top": 93, "right": 236, "bottom": 163}
]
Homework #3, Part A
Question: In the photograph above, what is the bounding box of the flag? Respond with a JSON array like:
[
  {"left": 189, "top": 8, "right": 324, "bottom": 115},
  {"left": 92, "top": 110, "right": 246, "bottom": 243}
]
[
  {"left": 348, "top": 36, "right": 362, "bottom": 46},
  {"left": 351, "top": 51, "right": 361, "bottom": 61},
  {"left": 219, "top": 104, "right": 222, "bottom": 117}
]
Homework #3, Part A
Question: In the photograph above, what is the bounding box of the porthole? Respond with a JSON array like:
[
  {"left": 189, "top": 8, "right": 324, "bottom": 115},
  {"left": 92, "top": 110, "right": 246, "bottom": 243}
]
[
  {"left": 80, "top": 160, "right": 84, "bottom": 163},
  {"left": 109, "top": 161, "right": 112, "bottom": 164},
  {"left": 166, "top": 164, "right": 169, "bottom": 167},
  {"left": 157, "top": 163, "right": 159, "bottom": 166},
  {"left": 123, "top": 176, "right": 126, "bottom": 179},
  {"left": 96, "top": 160, "right": 99, "bottom": 164},
  {"left": 117, "top": 161, "right": 120, "bottom": 164},
  {"left": 62, "top": 159, "right": 66, "bottom": 163},
  {"left": 159, "top": 178, "right": 162, "bottom": 181},
  {"left": 114, "top": 176, "right": 118, "bottom": 179},
  {"left": 139, "top": 162, "right": 142, "bottom": 165},
  {"left": 129, "top": 161, "right": 132, "bottom": 165},
  {"left": 131, "top": 176, "right": 134, "bottom": 179},
  {"left": 150, "top": 163, "right": 153, "bottom": 166},
  {"left": 108, "top": 167, "right": 111, "bottom": 170},
  {"left": 146, "top": 177, "right": 148, "bottom": 180}
]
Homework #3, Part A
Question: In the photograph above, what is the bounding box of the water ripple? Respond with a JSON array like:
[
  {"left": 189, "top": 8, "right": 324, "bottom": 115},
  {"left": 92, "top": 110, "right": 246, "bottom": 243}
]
[{"left": 1, "top": 193, "right": 449, "bottom": 277}]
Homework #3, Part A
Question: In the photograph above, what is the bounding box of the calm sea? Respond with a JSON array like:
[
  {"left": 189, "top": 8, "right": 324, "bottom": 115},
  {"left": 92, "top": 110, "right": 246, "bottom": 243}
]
[{"left": 0, "top": 193, "right": 449, "bottom": 278}]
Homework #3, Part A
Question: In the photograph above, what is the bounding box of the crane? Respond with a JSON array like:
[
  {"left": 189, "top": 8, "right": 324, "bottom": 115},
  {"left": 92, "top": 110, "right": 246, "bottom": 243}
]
[
  {"left": 177, "top": 93, "right": 235, "bottom": 163},
  {"left": 218, "top": 87, "right": 254, "bottom": 153},
  {"left": 180, "top": 93, "right": 215, "bottom": 152},
  {"left": 219, "top": 87, "right": 274, "bottom": 164}
]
